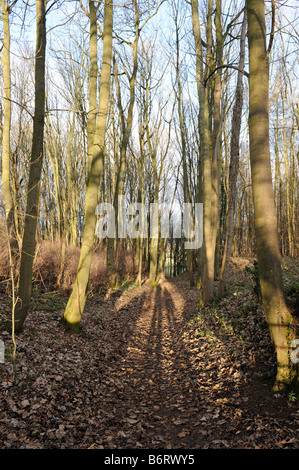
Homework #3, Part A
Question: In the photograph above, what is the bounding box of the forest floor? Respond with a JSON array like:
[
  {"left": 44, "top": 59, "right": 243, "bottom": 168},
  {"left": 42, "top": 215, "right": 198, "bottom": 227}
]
[{"left": 0, "top": 257, "right": 298, "bottom": 450}]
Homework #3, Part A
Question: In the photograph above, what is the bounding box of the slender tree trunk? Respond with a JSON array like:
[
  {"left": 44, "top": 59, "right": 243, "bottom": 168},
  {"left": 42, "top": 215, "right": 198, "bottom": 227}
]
[
  {"left": 211, "top": 0, "right": 223, "bottom": 280},
  {"left": 290, "top": 128, "right": 296, "bottom": 257},
  {"left": 191, "top": 0, "right": 214, "bottom": 304},
  {"left": 86, "top": 0, "right": 98, "bottom": 175},
  {"left": 219, "top": 10, "right": 247, "bottom": 295},
  {"left": 63, "top": 0, "right": 113, "bottom": 330},
  {"left": 13, "top": 0, "right": 46, "bottom": 333},
  {"left": 208, "top": 0, "right": 220, "bottom": 283},
  {"left": 66, "top": 111, "right": 77, "bottom": 245},
  {"left": 247, "top": 0, "right": 296, "bottom": 390},
  {"left": 149, "top": 196, "right": 159, "bottom": 284},
  {"left": 173, "top": 5, "right": 194, "bottom": 286},
  {"left": 46, "top": 114, "right": 63, "bottom": 239},
  {"left": 1, "top": 0, "right": 14, "bottom": 233},
  {"left": 136, "top": 117, "right": 145, "bottom": 286},
  {"left": 110, "top": 9, "right": 139, "bottom": 282}
]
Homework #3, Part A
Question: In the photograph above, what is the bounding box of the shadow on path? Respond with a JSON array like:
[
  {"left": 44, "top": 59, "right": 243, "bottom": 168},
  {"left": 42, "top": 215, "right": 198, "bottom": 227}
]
[{"left": 93, "top": 274, "right": 286, "bottom": 449}]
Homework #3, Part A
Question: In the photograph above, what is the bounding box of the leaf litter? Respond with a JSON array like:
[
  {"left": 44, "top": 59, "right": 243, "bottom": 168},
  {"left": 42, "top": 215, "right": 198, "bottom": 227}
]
[{"left": 0, "top": 257, "right": 298, "bottom": 449}]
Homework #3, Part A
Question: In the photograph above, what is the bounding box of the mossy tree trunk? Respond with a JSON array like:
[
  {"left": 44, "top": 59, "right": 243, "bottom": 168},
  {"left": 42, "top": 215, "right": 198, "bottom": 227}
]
[
  {"left": 247, "top": 0, "right": 297, "bottom": 390},
  {"left": 63, "top": 0, "right": 113, "bottom": 330}
]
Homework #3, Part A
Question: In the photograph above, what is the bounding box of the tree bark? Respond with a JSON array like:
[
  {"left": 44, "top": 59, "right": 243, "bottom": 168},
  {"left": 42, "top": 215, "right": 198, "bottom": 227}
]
[
  {"left": 191, "top": 0, "right": 214, "bottom": 304},
  {"left": 1, "top": 0, "right": 14, "bottom": 234},
  {"left": 247, "top": 0, "right": 296, "bottom": 390},
  {"left": 219, "top": 10, "right": 247, "bottom": 295},
  {"left": 13, "top": 0, "right": 47, "bottom": 333},
  {"left": 63, "top": 0, "right": 113, "bottom": 330}
]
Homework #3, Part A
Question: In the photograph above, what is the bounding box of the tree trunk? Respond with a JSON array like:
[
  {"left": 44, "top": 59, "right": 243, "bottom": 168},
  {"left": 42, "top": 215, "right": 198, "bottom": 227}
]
[
  {"left": 110, "top": 15, "right": 139, "bottom": 284},
  {"left": 191, "top": 0, "right": 214, "bottom": 304},
  {"left": 247, "top": 0, "right": 297, "bottom": 390},
  {"left": 1, "top": 0, "right": 14, "bottom": 234},
  {"left": 210, "top": 0, "right": 222, "bottom": 284},
  {"left": 136, "top": 116, "right": 145, "bottom": 286},
  {"left": 219, "top": 10, "right": 247, "bottom": 295},
  {"left": 63, "top": 0, "right": 113, "bottom": 330},
  {"left": 13, "top": 0, "right": 47, "bottom": 333}
]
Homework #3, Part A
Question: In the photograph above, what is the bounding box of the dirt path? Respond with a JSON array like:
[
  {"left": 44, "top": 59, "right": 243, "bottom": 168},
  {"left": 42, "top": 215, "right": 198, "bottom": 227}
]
[
  {"left": 86, "top": 275, "right": 299, "bottom": 449},
  {"left": 102, "top": 277, "right": 206, "bottom": 449},
  {"left": 0, "top": 272, "right": 298, "bottom": 449}
]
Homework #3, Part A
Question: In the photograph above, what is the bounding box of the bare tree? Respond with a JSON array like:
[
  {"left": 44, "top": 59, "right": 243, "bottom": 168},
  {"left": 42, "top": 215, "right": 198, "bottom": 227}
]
[{"left": 63, "top": 0, "right": 113, "bottom": 330}]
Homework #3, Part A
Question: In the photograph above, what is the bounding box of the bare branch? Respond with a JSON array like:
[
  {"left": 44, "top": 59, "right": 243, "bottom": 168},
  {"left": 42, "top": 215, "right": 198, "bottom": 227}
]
[{"left": 204, "top": 64, "right": 249, "bottom": 86}]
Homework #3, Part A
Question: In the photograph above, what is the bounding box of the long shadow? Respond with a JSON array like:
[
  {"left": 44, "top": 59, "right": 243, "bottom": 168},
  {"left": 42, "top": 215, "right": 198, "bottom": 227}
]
[
  {"left": 143, "top": 275, "right": 295, "bottom": 447},
  {"left": 146, "top": 284, "right": 199, "bottom": 393},
  {"left": 145, "top": 284, "right": 163, "bottom": 379},
  {"left": 88, "top": 273, "right": 298, "bottom": 448}
]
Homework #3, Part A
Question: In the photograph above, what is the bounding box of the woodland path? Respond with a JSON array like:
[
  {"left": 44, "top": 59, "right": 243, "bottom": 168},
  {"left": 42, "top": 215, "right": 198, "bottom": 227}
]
[
  {"left": 81, "top": 274, "right": 299, "bottom": 449},
  {"left": 0, "top": 269, "right": 298, "bottom": 449}
]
